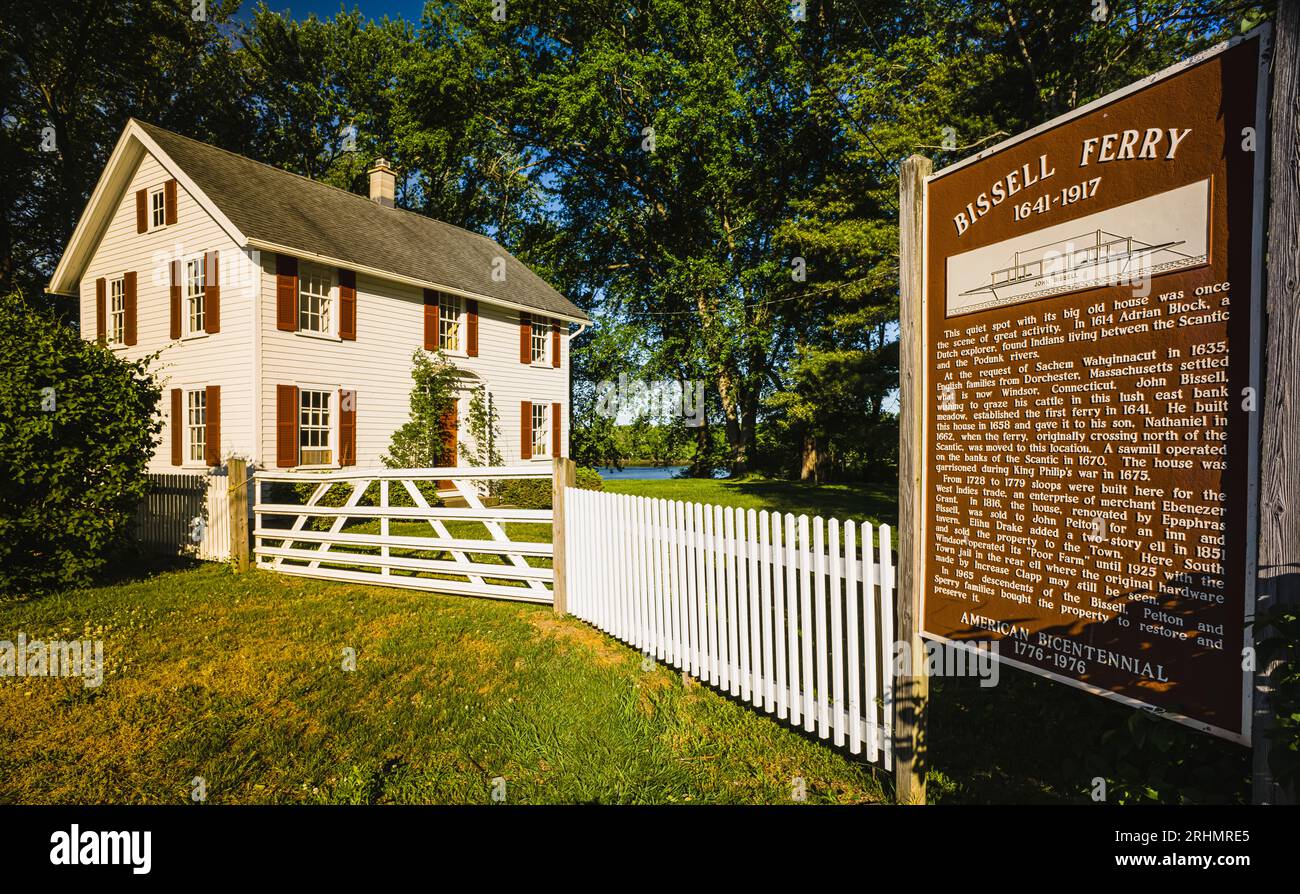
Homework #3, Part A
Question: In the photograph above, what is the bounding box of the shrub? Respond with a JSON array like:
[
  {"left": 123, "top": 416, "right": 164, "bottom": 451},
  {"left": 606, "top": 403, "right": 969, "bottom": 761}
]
[
  {"left": 0, "top": 291, "right": 162, "bottom": 593},
  {"left": 496, "top": 466, "right": 604, "bottom": 509},
  {"left": 576, "top": 466, "right": 604, "bottom": 491}
]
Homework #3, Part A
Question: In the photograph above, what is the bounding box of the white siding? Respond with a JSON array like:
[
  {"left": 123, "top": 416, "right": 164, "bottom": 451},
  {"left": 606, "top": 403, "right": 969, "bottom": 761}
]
[
  {"left": 256, "top": 253, "right": 570, "bottom": 469},
  {"left": 78, "top": 151, "right": 257, "bottom": 473}
]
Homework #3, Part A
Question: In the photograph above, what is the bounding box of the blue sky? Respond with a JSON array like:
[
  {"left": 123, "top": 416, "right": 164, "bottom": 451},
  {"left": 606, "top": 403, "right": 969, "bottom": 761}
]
[{"left": 239, "top": 1, "right": 429, "bottom": 23}]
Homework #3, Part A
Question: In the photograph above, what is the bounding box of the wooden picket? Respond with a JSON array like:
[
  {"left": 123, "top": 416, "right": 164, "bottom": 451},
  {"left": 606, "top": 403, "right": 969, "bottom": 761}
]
[{"left": 565, "top": 487, "right": 895, "bottom": 767}]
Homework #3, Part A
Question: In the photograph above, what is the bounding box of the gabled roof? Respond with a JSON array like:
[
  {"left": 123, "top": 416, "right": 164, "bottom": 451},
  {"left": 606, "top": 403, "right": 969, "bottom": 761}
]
[{"left": 49, "top": 119, "right": 589, "bottom": 323}]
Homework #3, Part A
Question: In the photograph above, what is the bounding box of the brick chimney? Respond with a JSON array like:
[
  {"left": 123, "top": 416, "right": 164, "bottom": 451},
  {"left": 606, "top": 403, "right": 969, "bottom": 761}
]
[{"left": 367, "top": 158, "right": 396, "bottom": 208}]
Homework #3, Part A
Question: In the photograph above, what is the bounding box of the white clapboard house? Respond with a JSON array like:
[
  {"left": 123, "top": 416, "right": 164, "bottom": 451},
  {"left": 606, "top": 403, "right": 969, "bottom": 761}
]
[{"left": 47, "top": 118, "right": 589, "bottom": 475}]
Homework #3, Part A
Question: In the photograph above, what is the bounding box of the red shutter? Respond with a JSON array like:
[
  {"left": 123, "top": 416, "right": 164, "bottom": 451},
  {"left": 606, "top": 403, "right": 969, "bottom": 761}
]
[
  {"left": 276, "top": 384, "right": 299, "bottom": 468},
  {"left": 519, "top": 313, "right": 531, "bottom": 364},
  {"left": 164, "top": 179, "right": 178, "bottom": 225},
  {"left": 95, "top": 278, "right": 106, "bottom": 343},
  {"left": 123, "top": 271, "right": 137, "bottom": 346},
  {"left": 204, "top": 385, "right": 221, "bottom": 466},
  {"left": 423, "top": 289, "right": 438, "bottom": 350},
  {"left": 276, "top": 254, "right": 298, "bottom": 331},
  {"left": 339, "top": 389, "right": 356, "bottom": 466},
  {"left": 520, "top": 400, "right": 532, "bottom": 460},
  {"left": 135, "top": 189, "right": 147, "bottom": 233},
  {"left": 552, "top": 402, "right": 562, "bottom": 457},
  {"left": 466, "top": 299, "right": 479, "bottom": 357},
  {"left": 169, "top": 259, "right": 182, "bottom": 339},
  {"left": 338, "top": 269, "right": 356, "bottom": 340},
  {"left": 204, "top": 251, "right": 220, "bottom": 334},
  {"left": 551, "top": 320, "right": 561, "bottom": 368},
  {"left": 170, "top": 388, "right": 183, "bottom": 466}
]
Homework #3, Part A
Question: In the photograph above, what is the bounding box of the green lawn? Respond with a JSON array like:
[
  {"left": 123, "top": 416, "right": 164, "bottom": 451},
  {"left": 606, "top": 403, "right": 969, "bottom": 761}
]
[
  {"left": 603, "top": 477, "right": 897, "bottom": 541},
  {"left": 0, "top": 562, "right": 885, "bottom": 804}
]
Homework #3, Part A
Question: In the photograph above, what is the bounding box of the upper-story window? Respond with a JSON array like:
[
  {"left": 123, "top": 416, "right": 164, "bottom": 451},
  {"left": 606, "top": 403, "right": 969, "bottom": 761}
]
[
  {"left": 439, "top": 293, "right": 462, "bottom": 352},
  {"left": 150, "top": 187, "right": 166, "bottom": 230},
  {"left": 299, "top": 265, "right": 333, "bottom": 335},
  {"left": 185, "top": 257, "right": 205, "bottom": 334},
  {"left": 530, "top": 317, "right": 549, "bottom": 365},
  {"left": 108, "top": 277, "right": 125, "bottom": 345},
  {"left": 531, "top": 401, "right": 550, "bottom": 458}
]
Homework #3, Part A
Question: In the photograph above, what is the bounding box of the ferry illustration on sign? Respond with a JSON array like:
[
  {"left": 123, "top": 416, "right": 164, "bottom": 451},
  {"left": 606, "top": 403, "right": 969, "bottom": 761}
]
[{"left": 945, "top": 178, "right": 1211, "bottom": 316}]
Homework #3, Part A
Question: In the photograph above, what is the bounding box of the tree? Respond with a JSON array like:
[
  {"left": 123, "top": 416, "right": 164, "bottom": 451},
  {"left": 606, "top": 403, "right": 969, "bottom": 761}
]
[
  {"left": 0, "top": 0, "right": 249, "bottom": 307},
  {"left": 0, "top": 291, "right": 162, "bottom": 592},
  {"left": 381, "top": 349, "right": 460, "bottom": 468}
]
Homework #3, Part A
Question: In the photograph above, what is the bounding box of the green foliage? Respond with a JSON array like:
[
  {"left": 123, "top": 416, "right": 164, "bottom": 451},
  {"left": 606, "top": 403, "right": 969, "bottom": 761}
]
[
  {"left": 381, "top": 349, "right": 460, "bottom": 469},
  {"left": 459, "top": 385, "right": 502, "bottom": 468},
  {"left": 1255, "top": 605, "right": 1300, "bottom": 792},
  {"left": 497, "top": 466, "right": 604, "bottom": 509},
  {"left": 0, "top": 291, "right": 162, "bottom": 592},
  {"left": 575, "top": 467, "right": 605, "bottom": 492},
  {"left": 1065, "top": 709, "right": 1248, "bottom": 805}
]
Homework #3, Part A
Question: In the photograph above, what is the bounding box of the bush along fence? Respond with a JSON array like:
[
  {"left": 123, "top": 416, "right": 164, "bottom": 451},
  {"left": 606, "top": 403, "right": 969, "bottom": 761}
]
[{"left": 563, "top": 485, "right": 896, "bottom": 767}]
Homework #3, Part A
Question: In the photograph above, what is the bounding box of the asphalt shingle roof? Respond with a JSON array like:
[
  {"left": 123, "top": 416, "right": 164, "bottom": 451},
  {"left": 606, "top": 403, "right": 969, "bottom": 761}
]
[{"left": 134, "top": 119, "right": 587, "bottom": 321}]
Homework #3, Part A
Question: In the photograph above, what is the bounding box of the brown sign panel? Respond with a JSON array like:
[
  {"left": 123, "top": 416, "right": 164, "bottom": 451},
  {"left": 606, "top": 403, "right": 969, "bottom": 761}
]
[{"left": 921, "top": 30, "right": 1269, "bottom": 743}]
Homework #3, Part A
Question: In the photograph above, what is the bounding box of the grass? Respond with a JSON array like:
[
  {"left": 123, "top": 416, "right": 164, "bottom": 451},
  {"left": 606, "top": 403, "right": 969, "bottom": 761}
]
[
  {"left": 0, "top": 561, "right": 885, "bottom": 804},
  {"left": 604, "top": 476, "right": 897, "bottom": 544}
]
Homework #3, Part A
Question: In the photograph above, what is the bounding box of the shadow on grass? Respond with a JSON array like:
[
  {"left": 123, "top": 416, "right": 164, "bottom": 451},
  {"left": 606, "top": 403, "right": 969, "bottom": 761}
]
[{"left": 925, "top": 663, "right": 1250, "bottom": 804}]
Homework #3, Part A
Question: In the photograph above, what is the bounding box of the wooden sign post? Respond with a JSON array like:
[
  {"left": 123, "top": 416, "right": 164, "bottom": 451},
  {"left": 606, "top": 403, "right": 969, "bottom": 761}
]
[
  {"left": 897, "top": 154, "right": 932, "bottom": 805},
  {"left": 1254, "top": 4, "right": 1298, "bottom": 805}
]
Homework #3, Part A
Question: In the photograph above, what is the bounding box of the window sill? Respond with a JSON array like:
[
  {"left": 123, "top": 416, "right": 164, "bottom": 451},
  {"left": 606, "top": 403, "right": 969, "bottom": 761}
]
[
  {"left": 181, "top": 331, "right": 209, "bottom": 342},
  {"left": 295, "top": 330, "right": 341, "bottom": 342}
]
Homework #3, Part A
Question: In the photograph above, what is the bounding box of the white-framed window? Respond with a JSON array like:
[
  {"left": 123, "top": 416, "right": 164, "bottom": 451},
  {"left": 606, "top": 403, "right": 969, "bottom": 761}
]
[
  {"left": 298, "top": 265, "right": 333, "bottom": 335},
  {"left": 439, "top": 292, "right": 462, "bottom": 352},
  {"left": 530, "top": 318, "right": 549, "bottom": 365},
  {"left": 185, "top": 256, "right": 205, "bottom": 335},
  {"left": 186, "top": 389, "right": 206, "bottom": 463},
  {"left": 531, "top": 401, "right": 550, "bottom": 458},
  {"left": 108, "top": 276, "right": 125, "bottom": 345},
  {"left": 299, "top": 388, "right": 333, "bottom": 466},
  {"left": 150, "top": 187, "right": 166, "bottom": 230}
]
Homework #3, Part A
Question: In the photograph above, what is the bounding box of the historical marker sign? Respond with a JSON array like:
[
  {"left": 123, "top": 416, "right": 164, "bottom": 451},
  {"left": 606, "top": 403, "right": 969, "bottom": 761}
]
[{"left": 920, "top": 30, "right": 1269, "bottom": 743}]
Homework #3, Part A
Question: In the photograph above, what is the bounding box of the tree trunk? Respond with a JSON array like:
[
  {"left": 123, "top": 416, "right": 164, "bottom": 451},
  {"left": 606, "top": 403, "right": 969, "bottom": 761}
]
[{"left": 800, "top": 432, "right": 818, "bottom": 481}]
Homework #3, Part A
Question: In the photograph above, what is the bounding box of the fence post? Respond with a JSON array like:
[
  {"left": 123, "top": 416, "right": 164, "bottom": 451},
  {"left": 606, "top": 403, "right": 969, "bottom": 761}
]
[
  {"left": 897, "top": 153, "right": 931, "bottom": 805},
  {"left": 552, "top": 457, "right": 577, "bottom": 614},
  {"left": 228, "top": 458, "right": 250, "bottom": 573}
]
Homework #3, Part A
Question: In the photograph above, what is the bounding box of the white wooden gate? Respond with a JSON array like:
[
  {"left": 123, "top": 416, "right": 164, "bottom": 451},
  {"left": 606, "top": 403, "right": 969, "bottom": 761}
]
[
  {"left": 565, "top": 487, "right": 896, "bottom": 765},
  {"left": 253, "top": 465, "right": 554, "bottom": 603}
]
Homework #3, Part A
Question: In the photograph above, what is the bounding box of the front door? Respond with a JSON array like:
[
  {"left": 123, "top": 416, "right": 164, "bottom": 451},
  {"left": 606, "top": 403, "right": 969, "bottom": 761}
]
[{"left": 437, "top": 402, "right": 458, "bottom": 491}]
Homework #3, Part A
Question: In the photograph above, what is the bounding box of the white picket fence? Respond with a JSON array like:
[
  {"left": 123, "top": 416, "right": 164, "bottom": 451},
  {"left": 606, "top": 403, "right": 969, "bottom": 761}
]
[
  {"left": 135, "top": 470, "right": 232, "bottom": 561},
  {"left": 565, "top": 488, "right": 895, "bottom": 765},
  {"left": 253, "top": 465, "right": 554, "bottom": 602}
]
